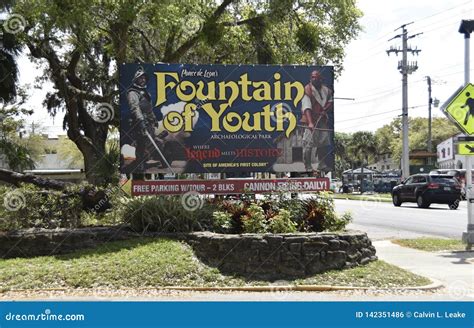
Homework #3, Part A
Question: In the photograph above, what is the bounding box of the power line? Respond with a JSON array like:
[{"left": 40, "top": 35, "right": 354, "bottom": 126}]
[
  {"left": 336, "top": 89, "right": 400, "bottom": 106},
  {"left": 344, "top": 2, "right": 471, "bottom": 67},
  {"left": 336, "top": 104, "right": 426, "bottom": 125},
  {"left": 336, "top": 105, "right": 431, "bottom": 131},
  {"left": 344, "top": 68, "right": 467, "bottom": 104},
  {"left": 337, "top": 109, "right": 400, "bottom": 123},
  {"left": 412, "top": 0, "right": 472, "bottom": 25},
  {"left": 411, "top": 1, "right": 473, "bottom": 32},
  {"left": 368, "top": 1, "right": 471, "bottom": 46},
  {"left": 337, "top": 115, "right": 398, "bottom": 131}
]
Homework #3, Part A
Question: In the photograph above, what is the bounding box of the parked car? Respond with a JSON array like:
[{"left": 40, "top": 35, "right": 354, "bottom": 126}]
[
  {"left": 391, "top": 174, "right": 462, "bottom": 209},
  {"left": 339, "top": 184, "right": 354, "bottom": 194}
]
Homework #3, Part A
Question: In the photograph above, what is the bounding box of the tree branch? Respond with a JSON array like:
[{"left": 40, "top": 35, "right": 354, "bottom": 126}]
[
  {"left": 0, "top": 168, "right": 71, "bottom": 190},
  {"left": 163, "top": 0, "right": 235, "bottom": 62}
]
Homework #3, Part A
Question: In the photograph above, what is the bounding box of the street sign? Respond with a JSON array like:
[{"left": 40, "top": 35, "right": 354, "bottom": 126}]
[
  {"left": 442, "top": 83, "right": 474, "bottom": 135},
  {"left": 458, "top": 141, "right": 474, "bottom": 155}
]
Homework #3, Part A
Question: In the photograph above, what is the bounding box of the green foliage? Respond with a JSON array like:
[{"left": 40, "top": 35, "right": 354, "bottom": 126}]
[
  {"left": 0, "top": 181, "right": 135, "bottom": 232},
  {"left": 333, "top": 131, "right": 378, "bottom": 177},
  {"left": 0, "top": 184, "right": 83, "bottom": 231},
  {"left": 296, "top": 22, "right": 320, "bottom": 53},
  {"left": 348, "top": 131, "right": 378, "bottom": 166},
  {"left": 375, "top": 117, "right": 459, "bottom": 164},
  {"left": 57, "top": 136, "right": 84, "bottom": 169},
  {"left": 0, "top": 181, "right": 351, "bottom": 234},
  {"left": 122, "top": 196, "right": 215, "bottom": 233},
  {"left": 325, "top": 211, "right": 352, "bottom": 232},
  {"left": 300, "top": 192, "right": 352, "bottom": 232},
  {"left": 392, "top": 237, "right": 465, "bottom": 252},
  {"left": 79, "top": 210, "right": 122, "bottom": 227},
  {"left": 0, "top": 238, "right": 248, "bottom": 290},
  {"left": 334, "top": 132, "right": 353, "bottom": 176},
  {"left": 9, "top": 0, "right": 361, "bottom": 181},
  {"left": 335, "top": 117, "right": 459, "bottom": 175},
  {"left": 211, "top": 193, "right": 351, "bottom": 234},
  {"left": 94, "top": 133, "right": 120, "bottom": 185},
  {"left": 0, "top": 100, "right": 43, "bottom": 172},
  {"left": 211, "top": 210, "right": 233, "bottom": 233},
  {"left": 0, "top": 139, "right": 35, "bottom": 172},
  {"left": 213, "top": 199, "right": 251, "bottom": 233},
  {"left": 268, "top": 209, "right": 297, "bottom": 233},
  {"left": 241, "top": 203, "right": 267, "bottom": 233}
]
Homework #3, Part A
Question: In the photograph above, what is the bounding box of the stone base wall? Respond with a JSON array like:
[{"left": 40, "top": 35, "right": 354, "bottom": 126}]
[
  {"left": 1, "top": 228, "right": 377, "bottom": 279},
  {"left": 186, "top": 231, "right": 377, "bottom": 279},
  {"left": 0, "top": 227, "right": 138, "bottom": 258}
]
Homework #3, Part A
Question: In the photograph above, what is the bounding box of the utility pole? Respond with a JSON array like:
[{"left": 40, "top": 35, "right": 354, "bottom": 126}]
[
  {"left": 387, "top": 22, "right": 422, "bottom": 179},
  {"left": 459, "top": 20, "right": 474, "bottom": 250},
  {"left": 426, "top": 76, "right": 432, "bottom": 164}
]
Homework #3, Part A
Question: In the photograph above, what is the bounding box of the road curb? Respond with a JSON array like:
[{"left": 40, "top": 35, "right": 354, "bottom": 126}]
[
  {"left": 0, "top": 280, "right": 443, "bottom": 294},
  {"left": 332, "top": 196, "right": 392, "bottom": 203}
]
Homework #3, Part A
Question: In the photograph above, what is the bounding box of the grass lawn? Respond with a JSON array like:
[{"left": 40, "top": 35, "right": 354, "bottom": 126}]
[
  {"left": 0, "top": 238, "right": 430, "bottom": 291},
  {"left": 392, "top": 238, "right": 466, "bottom": 252},
  {"left": 332, "top": 193, "right": 392, "bottom": 202}
]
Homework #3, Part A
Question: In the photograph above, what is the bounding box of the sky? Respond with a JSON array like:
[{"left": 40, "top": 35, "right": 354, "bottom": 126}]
[
  {"left": 9, "top": 0, "right": 474, "bottom": 136},
  {"left": 335, "top": 0, "right": 474, "bottom": 133}
]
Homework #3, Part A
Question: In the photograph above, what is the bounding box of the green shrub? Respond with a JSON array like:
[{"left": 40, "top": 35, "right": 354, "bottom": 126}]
[
  {"left": 210, "top": 192, "right": 351, "bottom": 234},
  {"left": 268, "top": 209, "right": 297, "bottom": 233},
  {"left": 324, "top": 211, "right": 352, "bottom": 232},
  {"left": 278, "top": 197, "right": 306, "bottom": 223},
  {"left": 241, "top": 203, "right": 267, "bottom": 233},
  {"left": 211, "top": 210, "right": 233, "bottom": 233},
  {"left": 121, "top": 195, "right": 215, "bottom": 233},
  {"left": 77, "top": 184, "right": 129, "bottom": 227},
  {"left": 79, "top": 209, "right": 123, "bottom": 227},
  {"left": 214, "top": 200, "right": 251, "bottom": 233},
  {"left": 0, "top": 184, "right": 83, "bottom": 231},
  {"left": 300, "top": 192, "right": 352, "bottom": 232}
]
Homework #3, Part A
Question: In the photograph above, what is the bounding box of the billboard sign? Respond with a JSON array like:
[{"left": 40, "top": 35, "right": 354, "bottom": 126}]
[{"left": 120, "top": 64, "right": 334, "bottom": 174}]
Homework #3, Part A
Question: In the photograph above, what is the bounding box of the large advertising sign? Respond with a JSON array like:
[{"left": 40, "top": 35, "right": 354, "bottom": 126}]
[{"left": 120, "top": 64, "right": 334, "bottom": 174}]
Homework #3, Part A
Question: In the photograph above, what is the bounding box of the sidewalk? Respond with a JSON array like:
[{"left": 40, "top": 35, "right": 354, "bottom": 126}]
[{"left": 374, "top": 240, "right": 474, "bottom": 298}]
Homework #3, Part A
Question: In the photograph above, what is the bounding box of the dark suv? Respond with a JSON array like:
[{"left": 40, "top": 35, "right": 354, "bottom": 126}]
[{"left": 391, "top": 174, "right": 462, "bottom": 209}]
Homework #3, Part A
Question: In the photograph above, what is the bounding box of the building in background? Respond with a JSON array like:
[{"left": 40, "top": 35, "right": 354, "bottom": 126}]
[
  {"left": 437, "top": 133, "right": 465, "bottom": 170},
  {"left": 0, "top": 134, "right": 85, "bottom": 182},
  {"left": 368, "top": 152, "right": 398, "bottom": 171},
  {"left": 408, "top": 149, "right": 437, "bottom": 175}
]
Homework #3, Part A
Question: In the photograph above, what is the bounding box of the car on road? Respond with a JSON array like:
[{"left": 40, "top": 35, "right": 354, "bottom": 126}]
[
  {"left": 430, "top": 169, "right": 474, "bottom": 199},
  {"left": 391, "top": 174, "right": 462, "bottom": 209}
]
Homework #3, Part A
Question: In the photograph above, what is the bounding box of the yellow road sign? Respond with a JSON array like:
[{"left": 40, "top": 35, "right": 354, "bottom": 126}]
[
  {"left": 443, "top": 83, "right": 474, "bottom": 135},
  {"left": 458, "top": 141, "right": 474, "bottom": 155}
]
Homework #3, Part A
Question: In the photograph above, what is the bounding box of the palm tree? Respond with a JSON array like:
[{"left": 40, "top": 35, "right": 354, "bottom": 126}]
[
  {"left": 348, "top": 131, "right": 378, "bottom": 193},
  {"left": 334, "top": 132, "right": 352, "bottom": 177}
]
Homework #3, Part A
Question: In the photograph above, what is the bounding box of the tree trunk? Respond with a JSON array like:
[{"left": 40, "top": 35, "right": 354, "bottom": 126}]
[
  {"left": 83, "top": 144, "right": 106, "bottom": 185},
  {"left": 26, "top": 40, "right": 113, "bottom": 186},
  {"left": 67, "top": 126, "right": 108, "bottom": 186}
]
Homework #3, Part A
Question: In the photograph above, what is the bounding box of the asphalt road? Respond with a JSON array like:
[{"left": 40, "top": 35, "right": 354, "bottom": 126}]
[{"left": 335, "top": 198, "right": 468, "bottom": 240}]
